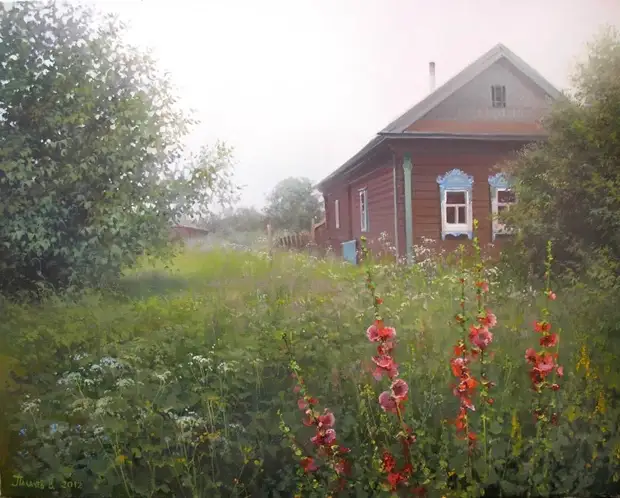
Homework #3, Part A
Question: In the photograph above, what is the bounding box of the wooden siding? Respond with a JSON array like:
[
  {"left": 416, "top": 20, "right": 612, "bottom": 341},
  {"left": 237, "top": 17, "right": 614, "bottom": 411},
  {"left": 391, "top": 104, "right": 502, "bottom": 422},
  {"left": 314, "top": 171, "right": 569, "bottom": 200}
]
[
  {"left": 392, "top": 139, "right": 527, "bottom": 254},
  {"left": 323, "top": 183, "right": 352, "bottom": 254},
  {"left": 349, "top": 159, "right": 396, "bottom": 256}
]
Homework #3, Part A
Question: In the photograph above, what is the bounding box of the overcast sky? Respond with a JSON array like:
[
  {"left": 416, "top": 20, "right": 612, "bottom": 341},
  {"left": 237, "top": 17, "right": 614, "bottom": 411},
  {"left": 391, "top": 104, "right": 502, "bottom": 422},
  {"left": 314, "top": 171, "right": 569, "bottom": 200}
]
[{"left": 91, "top": 0, "right": 619, "bottom": 209}]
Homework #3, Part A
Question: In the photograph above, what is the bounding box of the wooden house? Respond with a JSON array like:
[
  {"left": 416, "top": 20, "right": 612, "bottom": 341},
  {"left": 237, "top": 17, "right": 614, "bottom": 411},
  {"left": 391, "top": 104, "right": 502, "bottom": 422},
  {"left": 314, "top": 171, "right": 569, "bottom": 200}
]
[{"left": 315, "top": 43, "right": 562, "bottom": 263}]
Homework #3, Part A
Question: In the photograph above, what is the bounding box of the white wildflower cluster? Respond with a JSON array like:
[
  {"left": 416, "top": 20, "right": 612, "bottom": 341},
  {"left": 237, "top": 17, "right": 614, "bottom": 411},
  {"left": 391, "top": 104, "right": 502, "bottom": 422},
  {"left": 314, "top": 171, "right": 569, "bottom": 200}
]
[
  {"left": 57, "top": 371, "right": 83, "bottom": 387},
  {"left": 20, "top": 396, "right": 41, "bottom": 414},
  {"left": 153, "top": 370, "right": 173, "bottom": 383},
  {"left": 217, "top": 361, "right": 238, "bottom": 375},
  {"left": 93, "top": 396, "right": 115, "bottom": 416}
]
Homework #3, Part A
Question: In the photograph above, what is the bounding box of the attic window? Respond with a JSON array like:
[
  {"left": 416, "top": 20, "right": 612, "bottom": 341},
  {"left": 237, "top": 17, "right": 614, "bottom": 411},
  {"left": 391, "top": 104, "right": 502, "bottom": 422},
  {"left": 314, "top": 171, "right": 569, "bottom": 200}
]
[{"left": 491, "top": 85, "right": 506, "bottom": 108}]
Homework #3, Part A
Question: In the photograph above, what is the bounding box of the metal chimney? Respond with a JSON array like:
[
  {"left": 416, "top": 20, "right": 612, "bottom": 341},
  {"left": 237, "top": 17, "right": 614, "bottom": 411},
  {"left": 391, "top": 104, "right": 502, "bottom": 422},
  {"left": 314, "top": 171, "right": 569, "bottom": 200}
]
[{"left": 429, "top": 62, "right": 436, "bottom": 93}]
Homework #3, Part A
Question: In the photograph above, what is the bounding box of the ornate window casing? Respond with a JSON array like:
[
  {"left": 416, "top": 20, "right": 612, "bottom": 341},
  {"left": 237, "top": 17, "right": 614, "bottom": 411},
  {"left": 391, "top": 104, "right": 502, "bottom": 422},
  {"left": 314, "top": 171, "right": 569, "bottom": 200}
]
[
  {"left": 359, "top": 188, "right": 369, "bottom": 233},
  {"left": 436, "top": 169, "right": 474, "bottom": 240},
  {"left": 488, "top": 172, "right": 516, "bottom": 240}
]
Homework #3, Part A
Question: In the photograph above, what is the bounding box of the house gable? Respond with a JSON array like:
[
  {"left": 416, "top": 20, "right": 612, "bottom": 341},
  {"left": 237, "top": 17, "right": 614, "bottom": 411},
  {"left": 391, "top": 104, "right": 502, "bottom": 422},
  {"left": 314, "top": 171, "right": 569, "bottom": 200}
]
[{"left": 380, "top": 43, "right": 562, "bottom": 136}]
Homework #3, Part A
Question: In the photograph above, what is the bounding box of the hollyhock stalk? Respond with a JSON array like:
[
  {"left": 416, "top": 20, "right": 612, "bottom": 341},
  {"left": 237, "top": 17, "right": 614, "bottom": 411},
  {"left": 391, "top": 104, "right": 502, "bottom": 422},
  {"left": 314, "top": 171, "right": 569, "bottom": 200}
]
[
  {"left": 360, "top": 236, "right": 420, "bottom": 494},
  {"left": 282, "top": 339, "right": 351, "bottom": 494}
]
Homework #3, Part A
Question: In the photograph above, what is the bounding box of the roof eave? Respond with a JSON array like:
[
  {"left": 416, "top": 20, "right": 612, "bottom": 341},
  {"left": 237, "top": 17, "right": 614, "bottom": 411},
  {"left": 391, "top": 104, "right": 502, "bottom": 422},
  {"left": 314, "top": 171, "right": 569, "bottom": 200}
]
[
  {"left": 378, "top": 132, "right": 548, "bottom": 141},
  {"left": 315, "top": 136, "right": 386, "bottom": 191}
]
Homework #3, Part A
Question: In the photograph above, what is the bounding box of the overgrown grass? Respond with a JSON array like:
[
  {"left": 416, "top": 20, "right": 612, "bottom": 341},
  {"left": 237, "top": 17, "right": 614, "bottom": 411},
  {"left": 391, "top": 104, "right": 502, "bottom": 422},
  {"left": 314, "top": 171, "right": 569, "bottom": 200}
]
[{"left": 0, "top": 246, "right": 619, "bottom": 497}]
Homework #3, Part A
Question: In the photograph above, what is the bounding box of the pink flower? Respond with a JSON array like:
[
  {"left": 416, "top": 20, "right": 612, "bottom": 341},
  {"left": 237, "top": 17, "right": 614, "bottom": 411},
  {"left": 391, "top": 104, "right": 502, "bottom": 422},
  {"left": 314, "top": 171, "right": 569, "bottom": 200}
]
[
  {"left": 556, "top": 365, "right": 564, "bottom": 377},
  {"left": 298, "top": 398, "right": 308, "bottom": 410},
  {"left": 547, "top": 290, "right": 556, "bottom": 300},
  {"left": 372, "top": 355, "right": 399, "bottom": 380},
  {"left": 366, "top": 322, "right": 396, "bottom": 342},
  {"left": 478, "top": 309, "right": 497, "bottom": 328},
  {"left": 317, "top": 410, "right": 335, "bottom": 428},
  {"left": 469, "top": 325, "right": 493, "bottom": 350},
  {"left": 366, "top": 323, "right": 381, "bottom": 342},
  {"left": 390, "top": 379, "right": 409, "bottom": 400},
  {"left": 323, "top": 428, "right": 336, "bottom": 444},
  {"left": 311, "top": 428, "right": 337, "bottom": 446},
  {"left": 525, "top": 348, "right": 537, "bottom": 364},
  {"left": 540, "top": 333, "right": 558, "bottom": 347},
  {"left": 378, "top": 391, "right": 398, "bottom": 414}
]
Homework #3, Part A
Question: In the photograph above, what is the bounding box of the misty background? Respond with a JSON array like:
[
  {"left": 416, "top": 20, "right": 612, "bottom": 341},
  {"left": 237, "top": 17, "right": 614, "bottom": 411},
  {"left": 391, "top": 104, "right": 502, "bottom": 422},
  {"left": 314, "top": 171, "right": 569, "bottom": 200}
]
[{"left": 92, "top": 0, "right": 620, "bottom": 209}]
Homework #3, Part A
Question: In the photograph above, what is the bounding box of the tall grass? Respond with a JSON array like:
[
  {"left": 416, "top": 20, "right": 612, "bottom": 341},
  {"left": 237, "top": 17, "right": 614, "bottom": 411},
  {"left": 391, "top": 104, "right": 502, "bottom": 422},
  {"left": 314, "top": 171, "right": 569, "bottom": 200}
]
[{"left": 0, "top": 243, "right": 618, "bottom": 497}]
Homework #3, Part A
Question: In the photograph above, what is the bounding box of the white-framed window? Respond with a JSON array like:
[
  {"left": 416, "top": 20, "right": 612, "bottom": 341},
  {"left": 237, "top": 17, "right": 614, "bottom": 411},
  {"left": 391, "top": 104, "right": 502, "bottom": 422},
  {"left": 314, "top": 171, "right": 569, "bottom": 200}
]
[
  {"left": 489, "top": 173, "right": 516, "bottom": 240},
  {"left": 491, "top": 85, "right": 506, "bottom": 108},
  {"left": 359, "top": 188, "right": 369, "bottom": 233},
  {"left": 334, "top": 199, "right": 340, "bottom": 229},
  {"left": 436, "top": 169, "right": 474, "bottom": 240}
]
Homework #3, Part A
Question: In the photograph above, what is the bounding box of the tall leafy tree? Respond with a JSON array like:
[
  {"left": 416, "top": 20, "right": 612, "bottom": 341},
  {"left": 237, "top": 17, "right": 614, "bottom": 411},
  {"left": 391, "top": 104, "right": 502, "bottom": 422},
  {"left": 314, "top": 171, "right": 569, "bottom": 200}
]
[
  {"left": 264, "top": 176, "right": 323, "bottom": 233},
  {"left": 0, "top": 1, "right": 237, "bottom": 293},
  {"left": 502, "top": 27, "right": 620, "bottom": 287}
]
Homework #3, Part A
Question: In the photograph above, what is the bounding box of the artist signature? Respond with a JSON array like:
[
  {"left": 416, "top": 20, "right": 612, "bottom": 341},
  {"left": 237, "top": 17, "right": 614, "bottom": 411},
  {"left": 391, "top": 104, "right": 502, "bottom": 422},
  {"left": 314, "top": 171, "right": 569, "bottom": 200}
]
[{"left": 8, "top": 473, "right": 83, "bottom": 490}]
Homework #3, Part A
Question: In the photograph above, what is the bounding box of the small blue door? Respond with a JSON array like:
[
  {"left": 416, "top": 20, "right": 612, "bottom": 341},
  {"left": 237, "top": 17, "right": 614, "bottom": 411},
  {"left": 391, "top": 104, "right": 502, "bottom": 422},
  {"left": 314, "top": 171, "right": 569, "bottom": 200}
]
[{"left": 342, "top": 239, "right": 358, "bottom": 264}]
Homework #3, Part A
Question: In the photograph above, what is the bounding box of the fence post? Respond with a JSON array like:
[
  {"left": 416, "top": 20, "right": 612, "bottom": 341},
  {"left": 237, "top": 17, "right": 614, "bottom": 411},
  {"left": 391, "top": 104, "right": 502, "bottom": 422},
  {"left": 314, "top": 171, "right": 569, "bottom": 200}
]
[{"left": 267, "top": 223, "right": 273, "bottom": 256}]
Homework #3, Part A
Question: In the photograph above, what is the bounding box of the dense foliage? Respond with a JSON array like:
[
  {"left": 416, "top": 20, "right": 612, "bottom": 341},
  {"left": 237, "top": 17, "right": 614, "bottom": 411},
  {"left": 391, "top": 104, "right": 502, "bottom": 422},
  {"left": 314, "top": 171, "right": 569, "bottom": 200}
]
[
  {"left": 0, "top": 1, "right": 236, "bottom": 294},
  {"left": 502, "top": 28, "right": 620, "bottom": 287},
  {"left": 1, "top": 245, "right": 619, "bottom": 497},
  {"left": 264, "top": 177, "right": 323, "bottom": 233}
]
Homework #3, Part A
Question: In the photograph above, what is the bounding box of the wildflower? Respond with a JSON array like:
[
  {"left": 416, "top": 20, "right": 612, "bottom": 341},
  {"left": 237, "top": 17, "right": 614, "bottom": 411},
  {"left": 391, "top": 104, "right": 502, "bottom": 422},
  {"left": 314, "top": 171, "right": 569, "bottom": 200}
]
[
  {"left": 382, "top": 451, "right": 396, "bottom": 473},
  {"left": 301, "top": 456, "right": 318, "bottom": 473},
  {"left": 475, "top": 281, "right": 489, "bottom": 293},
  {"left": 317, "top": 410, "right": 335, "bottom": 428},
  {"left": 477, "top": 309, "right": 497, "bottom": 327},
  {"left": 539, "top": 332, "right": 558, "bottom": 347},
  {"left": 469, "top": 324, "right": 493, "bottom": 350},
  {"left": 546, "top": 290, "right": 556, "bottom": 300},
  {"left": 391, "top": 379, "right": 409, "bottom": 400},
  {"left": 378, "top": 391, "right": 398, "bottom": 414},
  {"left": 534, "top": 320, "right": 551, "bottom": 333},
  {"left": 372, "top": 355, "right": 399, "bottom": 380}
]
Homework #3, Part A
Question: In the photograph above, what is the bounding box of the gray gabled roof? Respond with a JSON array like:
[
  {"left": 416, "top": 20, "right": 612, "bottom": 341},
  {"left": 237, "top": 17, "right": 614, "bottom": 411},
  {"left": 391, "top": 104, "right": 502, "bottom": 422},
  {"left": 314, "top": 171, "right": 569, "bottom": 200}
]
[
  {"left": 316, "top": 43, "right": 563, "bottom": 191},
  {"left": 381, "top": 43, "right": 563, "bottom": 134},
  {"left": 315, "top": 135, "right": 386, "bottom": 190}
]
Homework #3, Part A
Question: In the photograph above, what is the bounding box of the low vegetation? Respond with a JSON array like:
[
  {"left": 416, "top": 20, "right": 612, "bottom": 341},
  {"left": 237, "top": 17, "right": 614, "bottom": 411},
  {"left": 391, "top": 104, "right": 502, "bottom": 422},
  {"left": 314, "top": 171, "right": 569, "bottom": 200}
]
[{"left": 1, "top": 236, "right": 619, "bottom": 497}]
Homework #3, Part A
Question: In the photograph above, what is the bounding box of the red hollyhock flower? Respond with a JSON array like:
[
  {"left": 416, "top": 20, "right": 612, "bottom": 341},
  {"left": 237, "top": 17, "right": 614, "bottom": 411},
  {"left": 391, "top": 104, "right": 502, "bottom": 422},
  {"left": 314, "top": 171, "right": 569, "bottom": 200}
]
[
  {"left": 382, "top": 451, "right": 396, "bottom": 473},
  {"left": 378, "top": 391, "right": 398, "bottom": 414},
  {"left": 375, "top": 296, "right": 384, "bottom": 305},
  {"left": 311, "top": 428, "right": 336, "bottom": 446},
  {"left": 546, "top": 290, "right": 556, "bottom": 300},
  {"left": 390, "top": 378, "right": 409, "bottom": 400},
  {"left": 297, "top": 398, "right": 308, "bottom": 410},
  {"left": 387, "top": 471, "right": 407, "bottom": 491},
  {"left": 540, "top": 332, "right": 558, "bottom": 347},
  {"left": 469, "top": 325, "right": 493, "bottom": 350},
  {"left": 535, "top": 320, "right": 551, "bottom": 333},
  {"left": 453, "top": 343, "right": 466, "bottom": 356},
  {"left": 372, "top": 355, "right": 399, "bottom": 380},
  {"left": 556, "top": 365, "right": 564, "bottom": 377},
  {"left": 525, "top": 348, "right": 537, "bottom": 364},
  {"left": 476, "top": 281, "right": 489, "bottom": 293},
  {"left": 450, "top": 357, "right": 468, "bottom": 377},
  {"left": 300, "top": 456, "right": 318, "bottom": 473},
  {"left": 317, "top": 410, "right": 335, "bottom": 428},
  {"left": 478, "top": 309, "right": 497, "bottom": 328}
]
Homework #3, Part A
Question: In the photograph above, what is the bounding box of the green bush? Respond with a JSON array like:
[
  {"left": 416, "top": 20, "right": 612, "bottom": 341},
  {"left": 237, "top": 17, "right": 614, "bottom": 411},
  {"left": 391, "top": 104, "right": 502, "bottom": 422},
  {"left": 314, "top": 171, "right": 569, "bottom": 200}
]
[
  {"left": 502, "top": 27, "right": 620, "bottom": 288},
  {"left": 1, "top": 247, "right": 619, "bottom": 497},
  {"left": 0, "top": 1, "right": 236, "bottom": 295}
]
